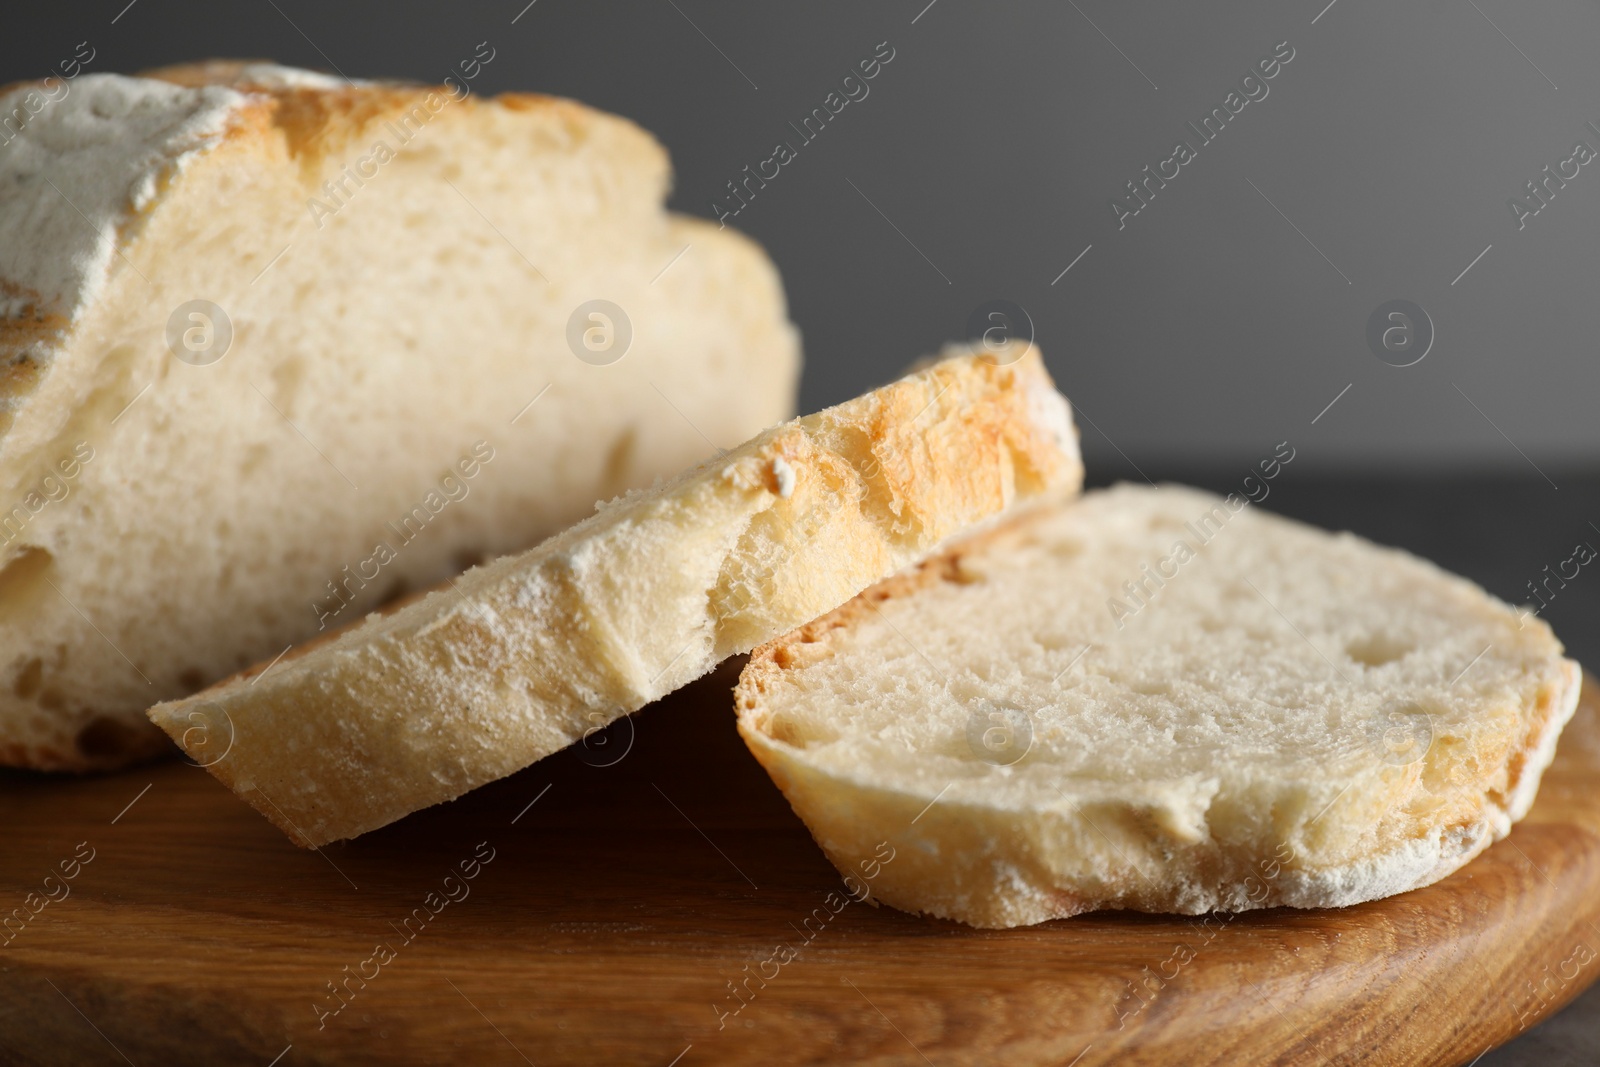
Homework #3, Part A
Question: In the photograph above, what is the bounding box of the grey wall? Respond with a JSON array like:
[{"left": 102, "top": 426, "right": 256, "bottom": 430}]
[{"left": 5, "top": 0, "right": 1597, "bottom": 474}]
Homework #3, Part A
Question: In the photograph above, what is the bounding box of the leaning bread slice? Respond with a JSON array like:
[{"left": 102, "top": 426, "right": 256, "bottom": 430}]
[
  {"left": 0, "top": 62, "right": 799, "bottom": 770},
  {"left": 736, "top": 483, "right": 1582, "bottom": 928},
  {"left": 148, "top": 348, "right": 1082, "bottom": 846}
]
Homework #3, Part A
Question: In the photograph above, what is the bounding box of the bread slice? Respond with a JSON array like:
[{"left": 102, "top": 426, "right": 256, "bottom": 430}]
[
  {"left": 0, "top": 61, "right": 799, "bottom": 770},
  {"left": 147, "top": 348, "right": 1082, "bottom": 846},
  {"left": 736, "top": 483, "right": 1582, "bottom": 928}
]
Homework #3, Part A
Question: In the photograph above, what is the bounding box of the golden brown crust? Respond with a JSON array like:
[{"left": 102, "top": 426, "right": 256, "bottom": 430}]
[
  {"left": 0, "top": 62, "right": 664, "bottom": 458},
  {"left": 143, "top": 62, "right": 477, "bottom": 162},
  {"left": 140, "top": 63, "right": 615, "bottom": 167},
  {"left": 0, "top": 279, "right": 67, "bottom": 424}
]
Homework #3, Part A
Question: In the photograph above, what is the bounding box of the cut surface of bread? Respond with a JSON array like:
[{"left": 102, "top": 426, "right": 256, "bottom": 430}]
[
  {"left": 736, "top": 483, "right": 1582, "bottom": 928},
  {"left": 0, "top": 62, "right": 799, "bottom": 770},
  {"left": 148, "top": 348, "right": 1083, "bottom": 846}
]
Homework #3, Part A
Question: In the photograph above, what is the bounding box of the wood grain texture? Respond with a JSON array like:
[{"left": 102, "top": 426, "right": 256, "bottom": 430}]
[{"left": 1, "top": 663, "right": 1597, "bottom": 1067}]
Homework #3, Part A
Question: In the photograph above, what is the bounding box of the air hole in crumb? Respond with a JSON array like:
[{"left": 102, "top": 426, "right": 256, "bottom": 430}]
[
  {"left": 1346, "top": 635, "right": 1412, "bottom": 668},
  {"left": 951, "top": 558, "right": 988, "bottom": 584},
  {"left": 377, "top": 578, "right": 411, "bottom": 609},
  {"left": 12, "top": 657, "right": 42, "bottom": 699},
  {"left": 75, "top": 715, "right": 141, "bottom": 760},
  {"left": 38, "top": 687, "right": 66, "bottom": 712},
  {"left": 0, "top": 545, "right": 54, "bottom": 612},
  {"left": 773, "top": 648, "right": 796, "bottom": 669},
  {"left": 767, "top": 716, "right": 802, "bottom": 745},
  {"left": 269, "top": 356, "right": 308, "bottom": 411},
  {"left": 599, "top": 428, "right": 638, "bottom": 495},
  {"left": 239, "top": 443, "right": 271, "bottom": 478}
]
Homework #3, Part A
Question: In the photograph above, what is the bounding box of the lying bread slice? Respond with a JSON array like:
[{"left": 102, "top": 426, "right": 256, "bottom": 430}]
[
  {"left": 0, "top": 61, "right": 800, "bottom": 770},
  {"left": 736, "top": 483, "right": 1582, "bottom": 928},
  {"left": 148, "top": 348, "right": 1082, "bottom": 846}
]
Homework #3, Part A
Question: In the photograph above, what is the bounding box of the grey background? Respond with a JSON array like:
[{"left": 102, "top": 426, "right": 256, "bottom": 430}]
[
  {"left": 5, "top": 0, "right": 1599, "bottom": 477},
  {"left": 3, "top": 3, "right": 1598, "bottom": 1064}
]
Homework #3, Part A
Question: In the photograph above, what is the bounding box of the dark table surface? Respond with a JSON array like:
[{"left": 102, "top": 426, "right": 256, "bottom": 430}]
[{"left": 1117, "top": 470, "right": 1600, "bottom": 1066}]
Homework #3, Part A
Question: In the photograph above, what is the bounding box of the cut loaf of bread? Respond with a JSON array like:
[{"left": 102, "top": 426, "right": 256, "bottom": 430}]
[
  {"left": 0, "top": 61, "right": 799, "bottom": 770},
  {"left": 148, "top": 348, "right": 1083, "bottom": 846},
  {"left": 736, "top": 483, "right": 1582, "bottom": 928}
]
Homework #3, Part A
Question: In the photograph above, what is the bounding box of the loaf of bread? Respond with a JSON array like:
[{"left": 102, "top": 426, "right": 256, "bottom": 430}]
[
  {"left": 148, "top": 348, "right": 1083, "bottom": 846},
  {"left": 736, "top": 484, "right": 1581, "bottom": 928},
  {"left": 0, "top": 62, "right": 798, "bottom": 770}
]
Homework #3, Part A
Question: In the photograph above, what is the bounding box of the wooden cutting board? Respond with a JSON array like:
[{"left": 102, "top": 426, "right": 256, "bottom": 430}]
[{"left": 2, "top": 664, "right": 1598, "bottom": 1067}]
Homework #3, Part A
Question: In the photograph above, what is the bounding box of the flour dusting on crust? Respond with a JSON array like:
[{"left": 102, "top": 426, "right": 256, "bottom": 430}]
[{"left": 0, "top": 74, "right": 245, "bottom": 324}]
